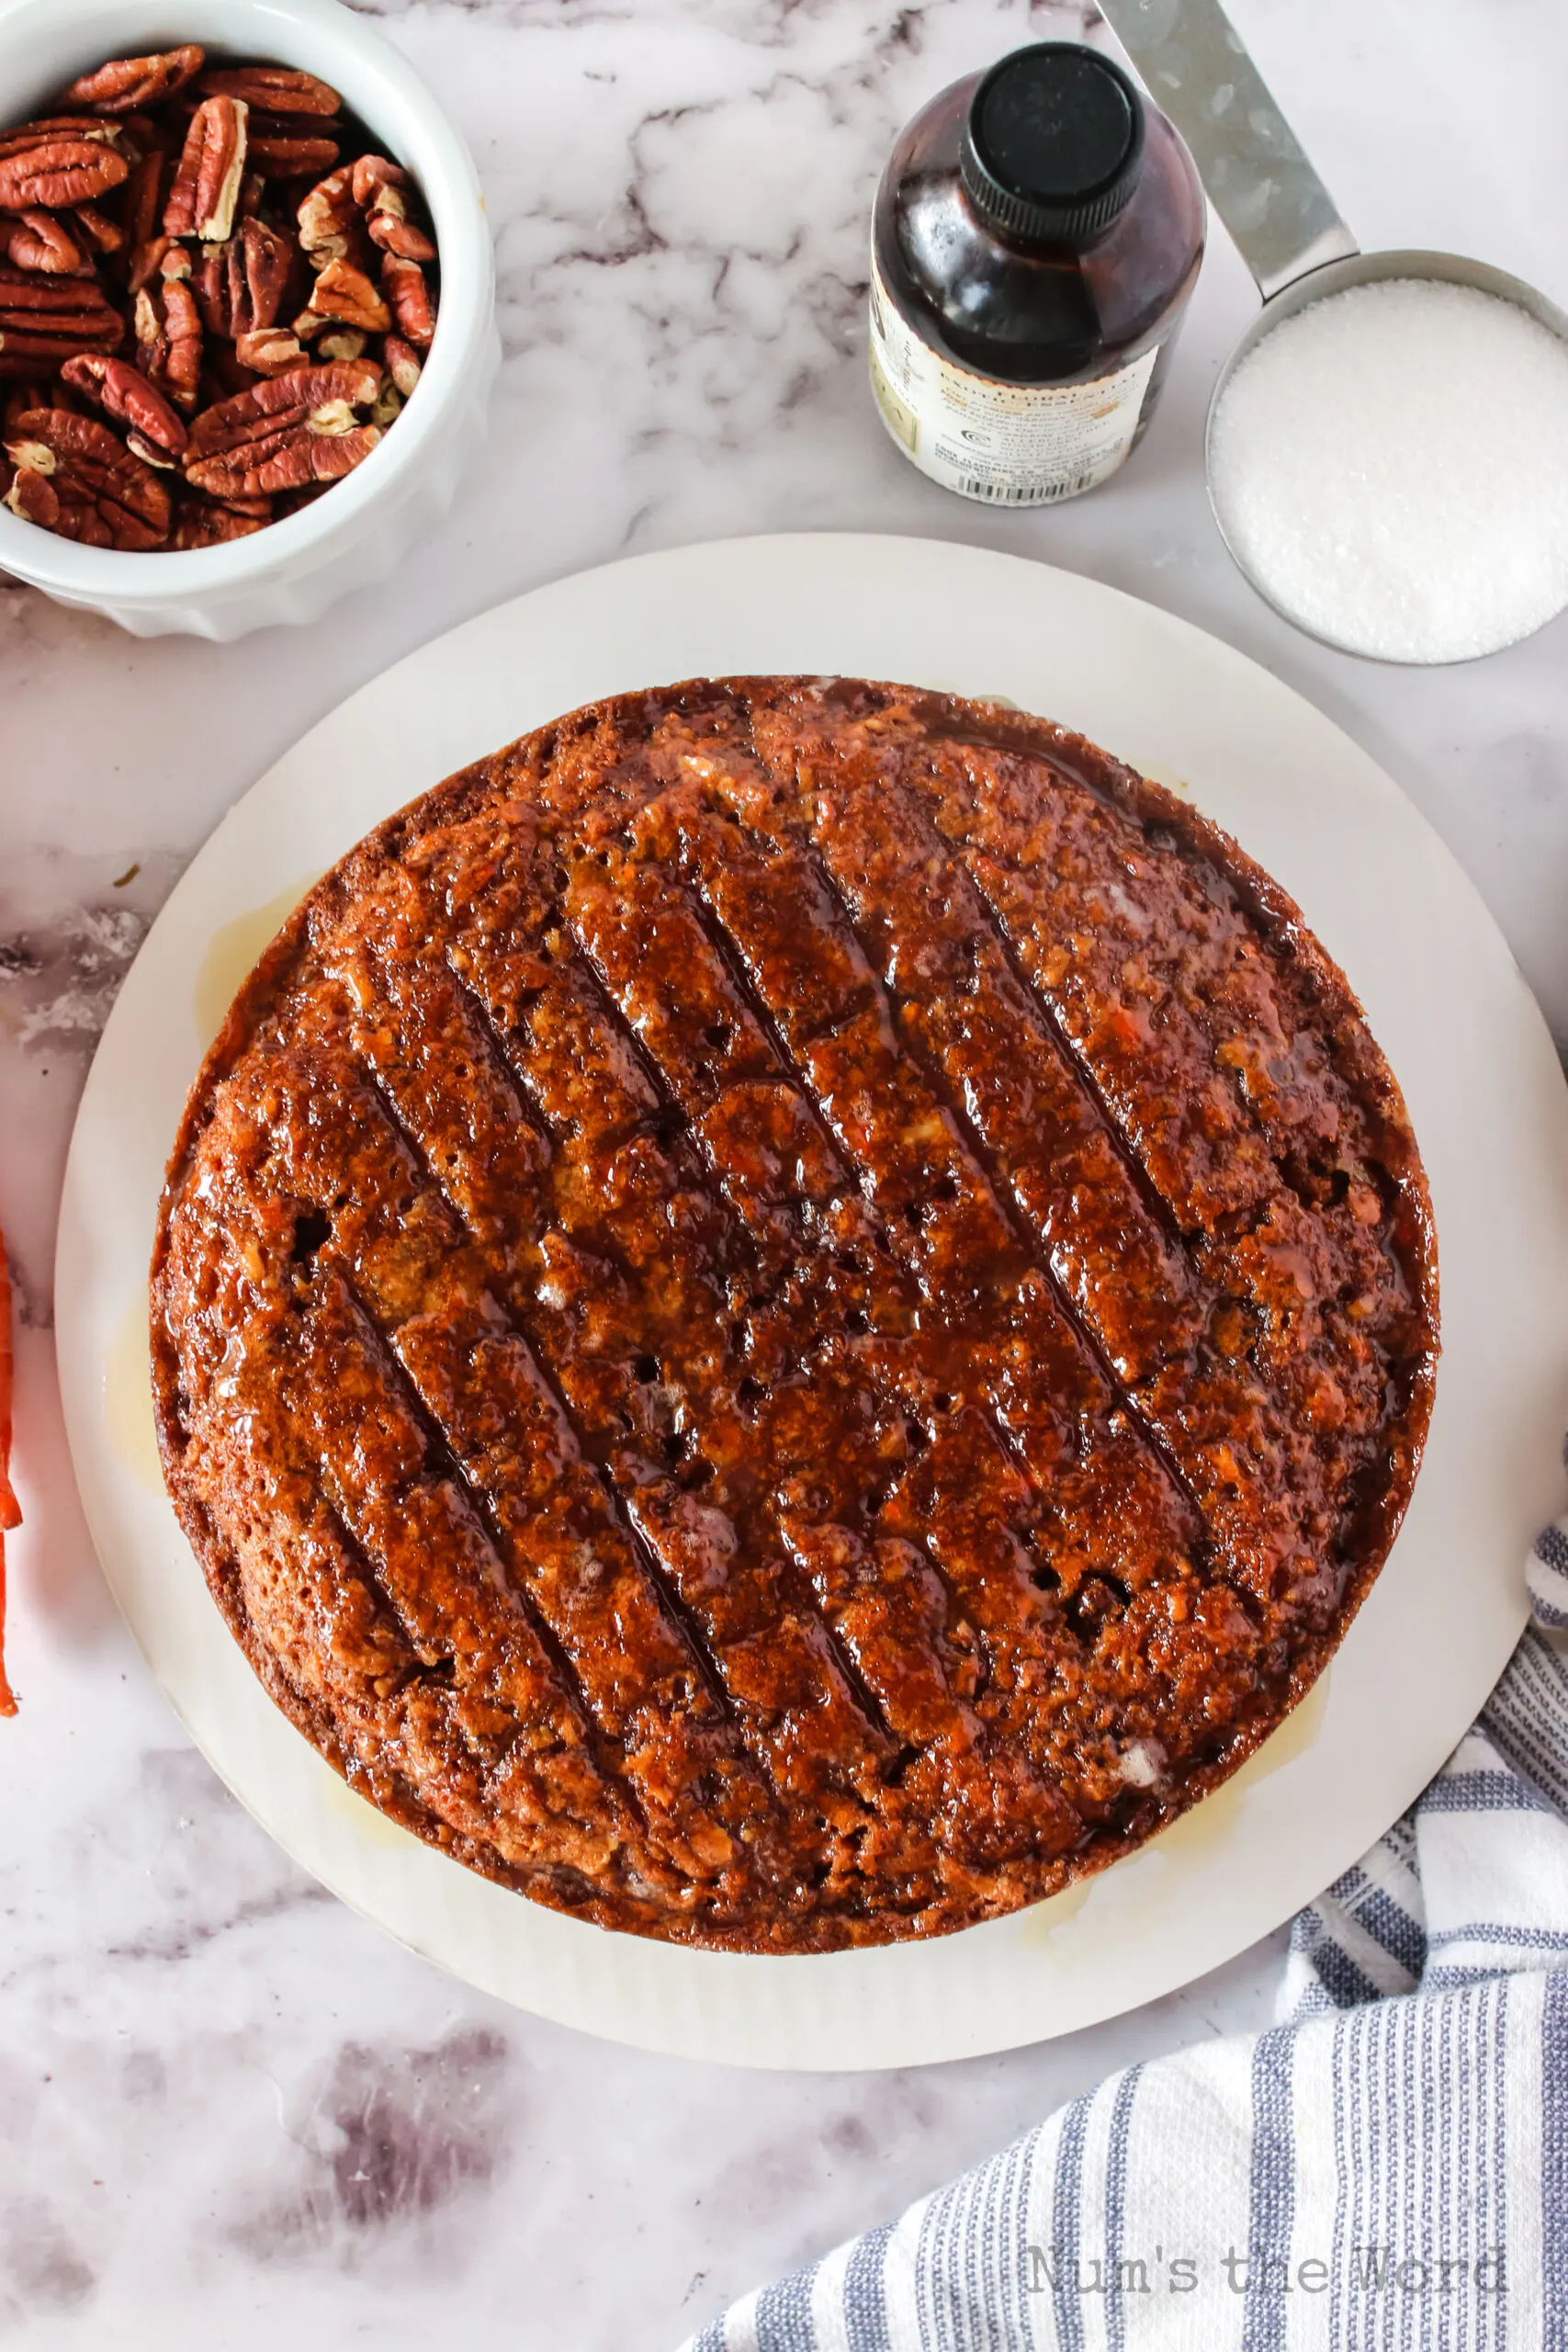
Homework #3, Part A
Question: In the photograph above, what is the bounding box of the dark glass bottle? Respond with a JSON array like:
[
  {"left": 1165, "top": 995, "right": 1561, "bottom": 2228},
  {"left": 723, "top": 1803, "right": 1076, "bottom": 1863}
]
[{"left": 869, "top": 44, "right": 1205, "bottom": 506}]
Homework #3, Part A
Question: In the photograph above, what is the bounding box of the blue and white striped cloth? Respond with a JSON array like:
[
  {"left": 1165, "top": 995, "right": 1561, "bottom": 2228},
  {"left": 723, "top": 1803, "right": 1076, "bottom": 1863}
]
[{"left": 684, "top": 1501, "right": 1568, "bottom": 2351}]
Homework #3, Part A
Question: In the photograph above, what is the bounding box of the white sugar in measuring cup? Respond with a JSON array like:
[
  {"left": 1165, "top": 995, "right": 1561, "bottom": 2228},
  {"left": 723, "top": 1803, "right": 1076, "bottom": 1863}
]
[{"left": 1100, "top": 0, "right": 1568, "bottom": 662}]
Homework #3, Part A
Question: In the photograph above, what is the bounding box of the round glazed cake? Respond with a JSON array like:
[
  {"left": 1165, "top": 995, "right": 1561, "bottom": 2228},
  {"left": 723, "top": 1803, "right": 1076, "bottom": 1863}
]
[{"left": 151, "top": 677, "right": 1438, "bottom": 1952}]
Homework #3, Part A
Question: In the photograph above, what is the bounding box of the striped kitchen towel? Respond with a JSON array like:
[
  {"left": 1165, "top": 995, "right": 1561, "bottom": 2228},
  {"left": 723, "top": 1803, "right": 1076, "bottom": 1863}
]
[{"left": 683, "top": 1505, "right": 1568, "bottom": 2351}]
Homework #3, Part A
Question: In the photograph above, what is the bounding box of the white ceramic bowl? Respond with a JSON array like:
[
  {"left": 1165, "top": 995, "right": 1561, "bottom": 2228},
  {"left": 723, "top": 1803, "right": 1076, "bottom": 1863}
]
[{"left": 0, "top": 0, "right": 498, "bottom": 639}]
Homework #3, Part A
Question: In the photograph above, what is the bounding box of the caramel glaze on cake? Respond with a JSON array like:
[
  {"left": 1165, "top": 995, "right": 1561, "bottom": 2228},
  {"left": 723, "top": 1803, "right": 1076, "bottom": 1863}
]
[{"left": 151, "top": 679, "right": 1438, "bottom": 1951}]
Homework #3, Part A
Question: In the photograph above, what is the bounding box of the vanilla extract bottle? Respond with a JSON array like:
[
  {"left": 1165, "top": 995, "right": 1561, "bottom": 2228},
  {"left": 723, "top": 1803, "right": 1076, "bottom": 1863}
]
[{"left": 870, "top": 42, "right": 1205, "bottom": 506}]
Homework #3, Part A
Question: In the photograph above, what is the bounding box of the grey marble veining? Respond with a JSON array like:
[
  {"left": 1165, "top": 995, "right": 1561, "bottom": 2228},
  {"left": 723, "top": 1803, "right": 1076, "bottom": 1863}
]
[{"left": 1, "top": 0, "right": 1565, "bottom": 2342}]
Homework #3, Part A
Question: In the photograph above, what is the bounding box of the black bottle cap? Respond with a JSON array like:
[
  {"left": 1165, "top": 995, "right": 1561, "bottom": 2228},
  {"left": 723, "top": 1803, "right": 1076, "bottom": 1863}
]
[{"left": 961, "top": 43, "right": 1146, "bottom": 246}]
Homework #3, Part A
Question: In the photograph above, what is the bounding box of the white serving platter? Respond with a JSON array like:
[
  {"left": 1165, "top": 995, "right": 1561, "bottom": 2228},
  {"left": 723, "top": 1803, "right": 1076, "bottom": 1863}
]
[{"left": 55, "top": 533, "right": 1568, "bottom": 2070}]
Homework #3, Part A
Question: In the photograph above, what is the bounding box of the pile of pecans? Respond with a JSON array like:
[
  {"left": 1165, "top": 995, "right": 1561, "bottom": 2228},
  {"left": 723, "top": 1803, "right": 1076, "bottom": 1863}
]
[{"left": 0, "top": 43, "right": 438, "bottom": 551}]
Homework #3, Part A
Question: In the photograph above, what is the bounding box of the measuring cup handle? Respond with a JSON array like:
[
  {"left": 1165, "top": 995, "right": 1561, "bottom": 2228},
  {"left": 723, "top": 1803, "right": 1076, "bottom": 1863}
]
[{"left": 1099, "top": 0, "right": 1359, "bottom": 300}]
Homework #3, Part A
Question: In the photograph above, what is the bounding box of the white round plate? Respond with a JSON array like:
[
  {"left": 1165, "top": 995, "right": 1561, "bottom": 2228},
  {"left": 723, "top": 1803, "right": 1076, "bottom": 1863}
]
[{"left": 56, "top": 534, "right": 1568, "bottom": 2070}]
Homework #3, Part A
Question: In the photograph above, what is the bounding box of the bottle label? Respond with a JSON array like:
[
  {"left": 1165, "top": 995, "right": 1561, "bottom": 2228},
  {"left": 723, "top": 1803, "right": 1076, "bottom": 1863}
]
[{"left": 868, "top": 253, "right": 1160, "bottom": 506}]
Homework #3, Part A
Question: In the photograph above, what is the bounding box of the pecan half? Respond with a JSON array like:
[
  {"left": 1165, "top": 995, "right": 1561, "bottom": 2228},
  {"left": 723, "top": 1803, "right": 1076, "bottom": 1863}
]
[
  {"left": 316, "top": 328, "right": 366, "bottom": 363},
  {"left": 245, "top": 124, "right": 339, "bottom": 182},
  {"left": 73, "top": 203, "right": 124, "bottom": 254},
  {"left": 4, "top": 407, "right": 170, "bottom": 547},
  {"left": 133, "top": 261, "right": 201, "bottom": 411},
  {"left": 0, "top": 118, "right": 121, "bottom": 158},
  {"left": 379, "top": 253, "right": 435, "bottom": 348},
  {"left": 60, "top": 353, "right": 188, "bottom": 458},
  {"left": 1, "top": 210, "right": 82, "bottom": 274},
  {"left": 164, "top": 96, "right": 248, "bottom": 241},
  {"left": 193, "top": 242, "right": 231, "bottom": 328},
  {"left": 61, "top": 47, "right": 205, "bottom": 116},
  {"left": 366, "top": 201, "right": 435, "bottom": 265},
  {"left": 4, "top": 463, "right": 57, "bottom": 526},
  {"left": 123, "top": 150, "right": 168, "bottom": 253},
  {"left": 0, "top": 130, "right": 130, "bottom": 212},
  {"left": 131, "top": 287, "right": 161, "bottom": 373},
  {"left": 349, "top": 153, "right": 407, "bottom": 207},
  {"left": 306, "top": 255, "right": 389, "bottom": 334},
  {"left": 170, "top": 495, "right": 267, "bottom": 548},
  {"left": 184, "top": 358, "right": 380, "bottom": 497},
  {"left": 351, "top": 155, "right": 436, "bottom": 264},
  {"left": 295, "top": 164, "right": 359, "bottom": 266},
  {"left": 129, "top": 232, "right": 173, "bottom": 293},
  {"left": 234, "top": 326, "right": 307, "bottom": 376},
  {"left": 194, "top": 217, "right": 294, "bottom": 336},
  {"left": 196, "top": 67, "right": 340, "bottom": 119},
  {"left": 382, "top": 334, "right": 423, "bottom": 398},
  {"left": 0, "top": 267, "right": 123, "bottom": 375}
]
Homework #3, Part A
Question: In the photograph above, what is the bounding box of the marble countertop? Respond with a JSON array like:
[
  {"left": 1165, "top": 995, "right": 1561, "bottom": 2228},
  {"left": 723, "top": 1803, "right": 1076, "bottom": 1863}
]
[{"left": 2, "top": 0, "right": 1565, "bottom": 2342}]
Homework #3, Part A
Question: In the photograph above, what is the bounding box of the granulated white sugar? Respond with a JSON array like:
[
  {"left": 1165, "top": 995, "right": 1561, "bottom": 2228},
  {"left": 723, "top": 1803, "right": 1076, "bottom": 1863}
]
[{"left": 1209, "top": 277, "right": 1568, "bottom": 662}]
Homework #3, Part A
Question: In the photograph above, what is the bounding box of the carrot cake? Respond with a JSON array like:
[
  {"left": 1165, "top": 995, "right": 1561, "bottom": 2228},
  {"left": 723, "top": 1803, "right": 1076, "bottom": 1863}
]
[{"left": 150, "top": 678, "right": 1438, "bottom": 1950}]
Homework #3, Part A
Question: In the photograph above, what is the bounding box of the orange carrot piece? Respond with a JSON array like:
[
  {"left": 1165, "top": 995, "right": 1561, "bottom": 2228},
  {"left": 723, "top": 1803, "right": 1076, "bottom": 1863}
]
[{"left": 0, "top": 1227, "right": 19, "bottom": 1715}]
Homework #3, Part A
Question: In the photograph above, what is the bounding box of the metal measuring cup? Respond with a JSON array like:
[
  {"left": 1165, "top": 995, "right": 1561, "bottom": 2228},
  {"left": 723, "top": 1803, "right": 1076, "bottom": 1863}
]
[{"left": 1100, "top": 0, "right": 1568, "bottom": 660}]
